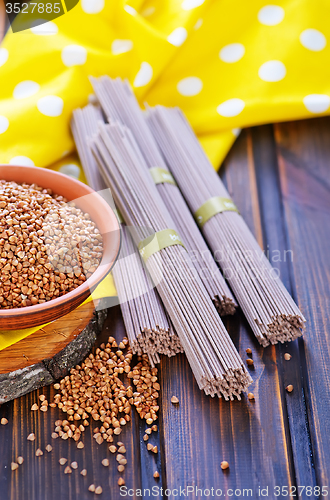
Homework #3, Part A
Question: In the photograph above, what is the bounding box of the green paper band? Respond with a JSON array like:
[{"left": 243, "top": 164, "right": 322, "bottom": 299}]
[
  {"left": 138, "top": 229, "right": 185, "bottom": 262},
  {"left": 150, "top": 167, "right": 176, "bottom": 186},
  {"left": 195, "top": 197, "right": 239, "bottom": 228}
]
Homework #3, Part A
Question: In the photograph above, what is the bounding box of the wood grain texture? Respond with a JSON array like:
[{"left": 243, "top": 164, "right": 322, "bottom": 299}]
[
  {"left": 159, "top": 128, "right": 294, "bottom": 496},
  {"left": 0, "top": 306, "right": 163, "bottom": 500},
  {"left": 0, "top": 304, "right": 109, "bottom": 404},
  {"left": 0, "top": 165, "right": 121, "bottom": 331},
  {"left": 274, "top": 118, "right": 330, "bottom": 487},
  {"left": 0, "top": 0, "right": 5, "bottom": 38},
  {"left": 0, "top": 302, "right": 95, "bottom": 374}
]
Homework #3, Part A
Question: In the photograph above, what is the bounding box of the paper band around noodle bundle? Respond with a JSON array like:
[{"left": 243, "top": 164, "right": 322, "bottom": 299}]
[
  {"left": 150, "top": 167, "right": 177, "bottom": 186},
  {"left": 195, "top": 197, "right": 239, "bottom": 228},
  {"left": 138, "top": 229, "right": 185, "bottom": 262}
]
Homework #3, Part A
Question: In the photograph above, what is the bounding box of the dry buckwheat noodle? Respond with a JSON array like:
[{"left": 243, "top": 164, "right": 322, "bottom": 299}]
[
  {"left": 71, "top": 105, "right": 182, "bottom": 365},
  {"left": 90, "top": 120, "right": 252, "bottom": 399},
  {"left": 90, "top": 77, "right": 236, "bottom": 316},
  {"left": 147, "top": 106, "right": 306, "bottom": 347}
]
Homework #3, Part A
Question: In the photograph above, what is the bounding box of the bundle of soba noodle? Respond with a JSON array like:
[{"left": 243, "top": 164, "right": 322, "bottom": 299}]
[
  {"left": 90, "top": 120, "right": 252, "bottom": 399},
  {"left": 90, "top": 77, "right": 236, "bottom": 316},
  {"left": 113, "top": 226, "right": 183, "bottom": 364},
  {"left": 71, "top": 105, "right": 182, "bottom": 364},
  {"left": 147, "top": 106, "right": 306, "bottom": 347}
]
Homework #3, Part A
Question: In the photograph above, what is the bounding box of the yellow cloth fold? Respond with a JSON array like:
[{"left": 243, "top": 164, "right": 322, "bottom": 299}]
[
  {"left": 0, "top": 0, "right": 330, "bottom": 351},
  {"left": 0, "top": 273, "right": 115, "bottom": 351},
  {"left": 1, "top": 0, "right": 329, "bottom": 175}
]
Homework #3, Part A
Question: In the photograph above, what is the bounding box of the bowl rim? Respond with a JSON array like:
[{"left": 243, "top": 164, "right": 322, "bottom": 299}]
[{"left": 0, "top": 164, "right": 121, "bottom": 322}]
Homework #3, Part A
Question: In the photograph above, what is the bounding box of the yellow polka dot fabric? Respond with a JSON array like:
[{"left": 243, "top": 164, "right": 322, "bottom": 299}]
[
  {"left": 0, "top": 0, "right": 329, "bottom": 349},
  {"left": 1, "top": 0, "right": 330, "bottom": 173}
]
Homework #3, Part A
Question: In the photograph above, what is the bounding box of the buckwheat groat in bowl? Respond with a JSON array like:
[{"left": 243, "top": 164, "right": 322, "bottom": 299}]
[{"left": 0, "top": 165, "right": 120, "bottom": 329}]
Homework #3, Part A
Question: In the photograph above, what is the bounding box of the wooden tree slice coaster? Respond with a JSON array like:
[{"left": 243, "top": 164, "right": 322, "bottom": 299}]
[{"left": 0, "top": 300, "right": 108, "bottom": 404}]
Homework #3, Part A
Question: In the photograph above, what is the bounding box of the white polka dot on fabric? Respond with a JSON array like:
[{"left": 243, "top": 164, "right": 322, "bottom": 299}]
[
  {"left": 217, "top": 99, "right": 245, "bottom": 117},
  {"left": 61, "top": 45, "right": 87, "bottom": 67},
  {"left": 59, "top": 164, "right": 81, "bottom": 179},
  {"left": 81, "top": 0, "right": 104, "bottom": 14},
  {"left": 303, "top": 94, "right": 330, "bottom": 113},
  {"left": 167, "top": 27, "right": 187, "bottom": 46},
  {"left": 124, "top": 5, "right": 137, "bottom": 15},
  {"left": 142, "top": 6, "right": 155, "bottom": 16},
  {"left": 232, "top": 128, "right": 241, "bottom": 137},
  {"left": 111, "top": 39, "right": 134, "bottom": 55},
  {"left": 177, "top": 77, "right": 203, "bottom": 96},
  {"left": 13, "top": 81, "right": 40, "bottom": 100},
  {"left": 300, "top": 29, "right": 326, "bottom": 51},
  {"left": 0, "top": 116, "right": 9, "bottom": 134},
  {"left": 258, "top": 60, "right": 286, "bottom": 81},
  {"left": 182, "top": 0, "right": 205, "bottom": 10},
  {"left": 133, "top": 62, "right": 153, "bottom": 87},
  {"left": 219, "top": 43, "right": 245, "bottom": 63},
  {"left": 37, "top": 96, "right": 64, "bottom": 117},
  {"left": 9, "top": 156, "right": 35, "bottom": 166},
  {"left": 258, "top": 5, "right": 284, "bottom": 26},
  {"left": 194, "top": 18, "right": 203, "bottom": 30},
  {"left": 0, "top": 48, "right": 9, "bottom": 68},
  {"left": 30, "top": 20, "right": 58, "bottom": 35}
]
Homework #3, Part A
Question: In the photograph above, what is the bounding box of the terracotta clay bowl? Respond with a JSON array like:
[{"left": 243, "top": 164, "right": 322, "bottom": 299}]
[{"left": 0, "top": 165, "right": 121, "bottom": 330}]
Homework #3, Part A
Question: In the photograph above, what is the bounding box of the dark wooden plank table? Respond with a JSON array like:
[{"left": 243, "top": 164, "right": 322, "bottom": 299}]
[
  {"left": 1, "top": 10, "right": 330, "bottom": 500},
  {"left": 1, "top": 118, "right": 329, "bottom": 500}
]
